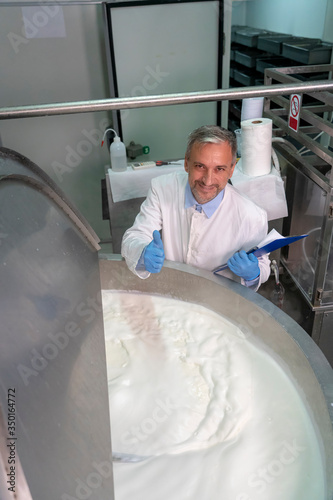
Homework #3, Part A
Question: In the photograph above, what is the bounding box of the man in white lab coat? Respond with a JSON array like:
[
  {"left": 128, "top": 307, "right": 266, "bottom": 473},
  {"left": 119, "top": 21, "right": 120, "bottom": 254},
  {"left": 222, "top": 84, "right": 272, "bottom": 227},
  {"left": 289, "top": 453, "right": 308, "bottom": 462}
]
[{"left": 121, "top": 125, "right": 270, "bottom": 291}]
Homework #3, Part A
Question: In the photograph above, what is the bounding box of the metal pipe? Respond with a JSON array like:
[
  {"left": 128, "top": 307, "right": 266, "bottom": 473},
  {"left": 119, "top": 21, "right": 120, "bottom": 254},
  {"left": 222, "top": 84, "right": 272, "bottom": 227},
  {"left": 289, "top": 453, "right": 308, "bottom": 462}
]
[
  {"left": 1, "top": 80, "right": 333, "bottom": 120},
  {"left": 0, "top": 1, "right": 101, "bottom": 5}
]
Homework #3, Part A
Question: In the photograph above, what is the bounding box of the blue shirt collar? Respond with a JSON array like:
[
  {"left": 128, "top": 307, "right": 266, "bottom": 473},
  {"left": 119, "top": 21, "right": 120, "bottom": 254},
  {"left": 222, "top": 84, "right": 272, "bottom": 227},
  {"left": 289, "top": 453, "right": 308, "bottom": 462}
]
[{"left": 185, "top": 182, "right": 224, "bottom": 218}]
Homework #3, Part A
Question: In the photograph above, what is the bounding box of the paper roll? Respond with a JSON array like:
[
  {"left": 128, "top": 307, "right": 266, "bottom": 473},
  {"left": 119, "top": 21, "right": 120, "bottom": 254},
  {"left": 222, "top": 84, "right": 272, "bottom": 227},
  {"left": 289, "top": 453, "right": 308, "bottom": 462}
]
[
  {"left": 241, "top": 97, "right": 264, "bottom": 122},
  {"left": 241, "top": 118, "right": 272, "bottom": 177}
]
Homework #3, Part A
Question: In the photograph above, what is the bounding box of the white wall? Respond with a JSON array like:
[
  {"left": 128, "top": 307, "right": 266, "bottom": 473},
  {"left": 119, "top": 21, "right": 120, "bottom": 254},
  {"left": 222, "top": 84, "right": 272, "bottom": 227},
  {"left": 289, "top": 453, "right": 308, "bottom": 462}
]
[
  {"left": 231, "top": 1, "right": 247, "bottom": 26},
  {"left": 323, "top": 0, "right": 333, "bottom": 42},
  {"left": 232, "top": 0, "right": 331, "bottom": 40},
  {"left": 0, "top": 4, "right": 112, "bottom": 241}
]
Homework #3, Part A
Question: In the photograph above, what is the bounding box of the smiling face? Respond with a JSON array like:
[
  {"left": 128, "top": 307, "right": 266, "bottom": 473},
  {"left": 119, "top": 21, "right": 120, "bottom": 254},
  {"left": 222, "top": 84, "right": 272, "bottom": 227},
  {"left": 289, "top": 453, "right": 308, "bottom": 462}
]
[{"left": 184, "top": 141, "right": 236, "bottom": 204}]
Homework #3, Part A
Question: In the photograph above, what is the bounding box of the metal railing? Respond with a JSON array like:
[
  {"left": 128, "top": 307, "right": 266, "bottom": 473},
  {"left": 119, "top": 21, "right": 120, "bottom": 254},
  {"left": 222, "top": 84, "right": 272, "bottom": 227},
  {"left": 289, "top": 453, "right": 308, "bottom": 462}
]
[
  {"left": 0, "top": 80, "right": 333, "bottom": 120},
  {"left": 264, "top": 64, "right": 333, "bottom": 169}
]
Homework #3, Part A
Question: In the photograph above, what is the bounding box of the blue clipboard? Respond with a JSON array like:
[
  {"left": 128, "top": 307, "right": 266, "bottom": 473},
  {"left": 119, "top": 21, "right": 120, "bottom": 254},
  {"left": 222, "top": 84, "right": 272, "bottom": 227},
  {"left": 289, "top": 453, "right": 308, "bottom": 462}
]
[{"left": 213, "top": 234, "right": 307, "bottom": 274}]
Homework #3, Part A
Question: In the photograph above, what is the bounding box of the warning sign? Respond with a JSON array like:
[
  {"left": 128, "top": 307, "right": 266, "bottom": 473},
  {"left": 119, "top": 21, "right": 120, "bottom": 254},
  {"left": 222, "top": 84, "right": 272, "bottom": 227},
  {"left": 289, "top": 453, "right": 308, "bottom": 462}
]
[{"left": 288, "top": 94, "right": 302, "bottom": 132}]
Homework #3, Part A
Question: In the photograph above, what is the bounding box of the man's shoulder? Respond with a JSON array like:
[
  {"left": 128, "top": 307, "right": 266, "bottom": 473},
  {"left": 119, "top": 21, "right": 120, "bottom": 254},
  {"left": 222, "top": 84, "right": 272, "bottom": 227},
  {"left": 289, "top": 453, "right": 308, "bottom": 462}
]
[
  {"left": 225, "top": 184, "right": 267, "bottom": 217},
  {"left": 151, "top": 170, "right": 188, "bottom": 190}
]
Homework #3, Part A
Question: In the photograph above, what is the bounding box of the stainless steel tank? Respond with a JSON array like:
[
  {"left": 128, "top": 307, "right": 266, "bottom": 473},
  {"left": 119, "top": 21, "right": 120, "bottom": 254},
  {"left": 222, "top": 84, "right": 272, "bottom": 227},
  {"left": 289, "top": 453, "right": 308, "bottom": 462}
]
[{"left": 99, "top": 257, "right": 333, "bottom": 499}]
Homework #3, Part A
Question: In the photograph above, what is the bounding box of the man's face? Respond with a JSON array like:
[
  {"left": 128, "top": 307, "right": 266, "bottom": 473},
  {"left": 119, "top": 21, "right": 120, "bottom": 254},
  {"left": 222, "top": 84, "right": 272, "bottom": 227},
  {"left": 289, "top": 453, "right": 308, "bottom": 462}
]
[{"left": 184, "top": 141, "right": 236, "bottom": 204}]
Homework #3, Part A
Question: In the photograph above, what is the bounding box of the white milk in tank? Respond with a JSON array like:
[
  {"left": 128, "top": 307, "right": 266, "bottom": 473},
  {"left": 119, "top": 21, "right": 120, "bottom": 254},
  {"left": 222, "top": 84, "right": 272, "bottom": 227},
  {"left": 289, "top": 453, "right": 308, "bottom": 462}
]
[{"left": 102, "top": 291, "right": 325, "bottom": 500}]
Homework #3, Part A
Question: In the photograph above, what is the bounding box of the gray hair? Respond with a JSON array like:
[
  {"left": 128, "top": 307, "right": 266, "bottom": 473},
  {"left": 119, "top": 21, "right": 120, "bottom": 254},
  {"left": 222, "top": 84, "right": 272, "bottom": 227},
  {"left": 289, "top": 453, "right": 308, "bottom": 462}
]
[{"left": 185, "top": 125, "right": 237, "bottom": 163}]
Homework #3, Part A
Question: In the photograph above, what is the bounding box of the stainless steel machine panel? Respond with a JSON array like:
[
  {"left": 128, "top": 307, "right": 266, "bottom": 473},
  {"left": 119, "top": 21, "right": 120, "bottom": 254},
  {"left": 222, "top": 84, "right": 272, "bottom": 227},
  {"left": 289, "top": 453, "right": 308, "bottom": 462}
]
[
  {"left": 281, "top": 160, "right": 333, "bottom": 306},
  {"left": 0, "top": 148, "right": 114, "bottom": 500}
]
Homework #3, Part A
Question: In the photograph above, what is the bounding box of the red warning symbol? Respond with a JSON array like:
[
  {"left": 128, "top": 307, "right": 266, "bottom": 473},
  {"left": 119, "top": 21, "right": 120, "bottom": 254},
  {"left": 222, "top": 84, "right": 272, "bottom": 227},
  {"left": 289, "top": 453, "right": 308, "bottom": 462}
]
[{"left": 288, "top": 94, "right": 301, "bottom": 132}]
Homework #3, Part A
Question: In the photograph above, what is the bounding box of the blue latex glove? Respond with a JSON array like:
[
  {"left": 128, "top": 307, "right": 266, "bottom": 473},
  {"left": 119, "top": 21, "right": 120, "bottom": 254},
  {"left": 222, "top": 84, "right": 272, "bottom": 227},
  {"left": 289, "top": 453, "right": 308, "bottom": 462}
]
[
  {"left": 227, "top": 250, "right": 260, "bottom": 281},
  {"left": 144, "top": 230, "right": 165, "bottom": 273}
]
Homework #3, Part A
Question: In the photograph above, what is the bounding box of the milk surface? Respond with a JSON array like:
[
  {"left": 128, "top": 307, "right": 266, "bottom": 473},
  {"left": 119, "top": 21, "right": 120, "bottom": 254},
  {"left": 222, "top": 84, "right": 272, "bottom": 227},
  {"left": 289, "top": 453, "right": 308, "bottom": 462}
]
[{"left": 102, "top": 291, "right": 325, "bottom": 500}]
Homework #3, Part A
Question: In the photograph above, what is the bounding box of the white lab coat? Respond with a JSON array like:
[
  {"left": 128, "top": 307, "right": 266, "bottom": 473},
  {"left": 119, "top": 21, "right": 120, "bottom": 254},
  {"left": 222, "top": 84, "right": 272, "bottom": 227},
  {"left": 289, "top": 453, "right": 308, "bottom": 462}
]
[{"left": 121, "top": 171, "right": 270, "bottom": 290}]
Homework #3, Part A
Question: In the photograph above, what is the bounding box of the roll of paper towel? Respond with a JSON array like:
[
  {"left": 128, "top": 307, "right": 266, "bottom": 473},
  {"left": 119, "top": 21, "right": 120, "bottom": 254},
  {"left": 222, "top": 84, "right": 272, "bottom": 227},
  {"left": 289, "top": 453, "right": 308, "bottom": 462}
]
[
  {"left": 241, "top": 118, "right": 272, "bottom": 177},
  {"left": 241, "top": 97, "right": 264, "bottom": 122}
]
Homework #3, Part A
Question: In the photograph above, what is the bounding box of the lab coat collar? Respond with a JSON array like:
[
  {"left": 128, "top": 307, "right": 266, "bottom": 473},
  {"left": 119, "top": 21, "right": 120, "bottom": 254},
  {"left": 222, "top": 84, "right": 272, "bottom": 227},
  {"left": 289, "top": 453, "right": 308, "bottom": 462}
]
[{"left": 185, "top": 182, "right": 224, "bottom": 218}]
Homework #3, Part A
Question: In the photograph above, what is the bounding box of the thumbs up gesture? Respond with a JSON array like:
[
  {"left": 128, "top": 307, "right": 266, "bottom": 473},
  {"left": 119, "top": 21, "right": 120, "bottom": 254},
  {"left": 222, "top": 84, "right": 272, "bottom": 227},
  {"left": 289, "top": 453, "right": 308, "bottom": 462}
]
[{"left": 144, "top": 230, "right": 165, "bottom": 273}]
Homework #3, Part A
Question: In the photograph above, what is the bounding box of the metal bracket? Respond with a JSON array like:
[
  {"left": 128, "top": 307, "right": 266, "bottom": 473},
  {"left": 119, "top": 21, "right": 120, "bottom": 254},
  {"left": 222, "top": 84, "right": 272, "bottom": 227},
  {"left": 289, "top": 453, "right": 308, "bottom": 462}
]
[
  {"left": 329, "top": 202, "right": 333, "bottom": 218},
  {"left": 316, "top": 288, "right": 333, "bottom": 302},
  {"left": 316, "top": 288, "right": 323, "bottom": 303}
]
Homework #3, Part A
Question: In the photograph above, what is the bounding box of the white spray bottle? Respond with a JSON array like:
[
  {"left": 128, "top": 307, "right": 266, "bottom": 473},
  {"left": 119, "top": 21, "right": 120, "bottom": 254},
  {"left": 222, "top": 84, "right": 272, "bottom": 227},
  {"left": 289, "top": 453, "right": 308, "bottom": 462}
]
[{"left": 101, "top": 128, "right": 127, "bottom": 172}]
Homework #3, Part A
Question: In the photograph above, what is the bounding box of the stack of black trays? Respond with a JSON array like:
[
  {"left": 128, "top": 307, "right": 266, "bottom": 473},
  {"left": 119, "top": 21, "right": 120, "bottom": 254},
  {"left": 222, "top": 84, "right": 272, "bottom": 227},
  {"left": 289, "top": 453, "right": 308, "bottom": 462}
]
[{"left": 228, "top": 26, "right": 333, "bottom": 131}]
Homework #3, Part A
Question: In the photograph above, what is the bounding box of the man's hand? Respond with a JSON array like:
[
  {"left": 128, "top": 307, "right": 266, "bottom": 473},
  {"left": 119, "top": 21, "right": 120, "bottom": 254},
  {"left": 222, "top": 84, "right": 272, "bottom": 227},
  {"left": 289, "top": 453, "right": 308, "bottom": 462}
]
[
  {"left": 144, "top": 230, "right": 165, "bottom": 273},
  {"left": 227, "top": 250, "right": 260, "bottom": 281}
]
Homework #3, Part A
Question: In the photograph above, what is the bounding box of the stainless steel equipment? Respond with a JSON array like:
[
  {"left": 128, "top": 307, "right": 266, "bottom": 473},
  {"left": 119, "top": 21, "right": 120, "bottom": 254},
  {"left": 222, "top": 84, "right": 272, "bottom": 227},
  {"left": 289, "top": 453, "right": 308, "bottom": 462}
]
[
  {"left": 264, "top": 64, "right": 333, "bottom": 365},
  {"left": 0, "top": 148, "right": 114, "bottom": 500},
  {"left": 99, "top": 257, "right": 333, "bottom": 499}
]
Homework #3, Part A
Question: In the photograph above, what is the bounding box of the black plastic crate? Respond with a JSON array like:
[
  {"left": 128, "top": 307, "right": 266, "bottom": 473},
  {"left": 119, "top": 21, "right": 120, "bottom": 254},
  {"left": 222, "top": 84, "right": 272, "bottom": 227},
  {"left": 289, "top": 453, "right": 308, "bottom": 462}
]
[
  {"left": 291, "top": 71, "right": 330, "bottom": 82},
  {"left": 257, "top": 34, "right": 294, "bottom": 54},
  {"left": 233, "top": 68, "right": 257, "bottom": 86},
  {"left": 256, "top": 56, "right": 297, "bottom": 74},
  {"left": 230, "top": 43, "right": 243, "bottom": 61},
  {"left": 282, "top": 41, "right": 333, "bottom": 64},
  {"left": 235, "top": 27, "right": 275, "bottom": 48},
  {"left": 258, "top": 36, "right": 322, "bottom": 55},
  {"left": 228, "top": 120, "right": 241, "bottom": 133},
  {"left": 231, "top": 25, "right": 247, "bottom": 43},
  {"left": 229, "top": 101, "right": 242, "bottom": 120},
  {"left": 234, "top": 48, "right": 266, "bottom": 68}
]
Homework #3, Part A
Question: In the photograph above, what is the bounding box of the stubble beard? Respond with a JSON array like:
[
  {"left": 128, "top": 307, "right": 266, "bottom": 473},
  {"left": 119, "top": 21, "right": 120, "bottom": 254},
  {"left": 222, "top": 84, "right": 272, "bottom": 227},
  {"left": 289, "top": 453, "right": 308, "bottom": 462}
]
[{"left": 191, "top": 181, "right": 220, "bottom": 204}]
